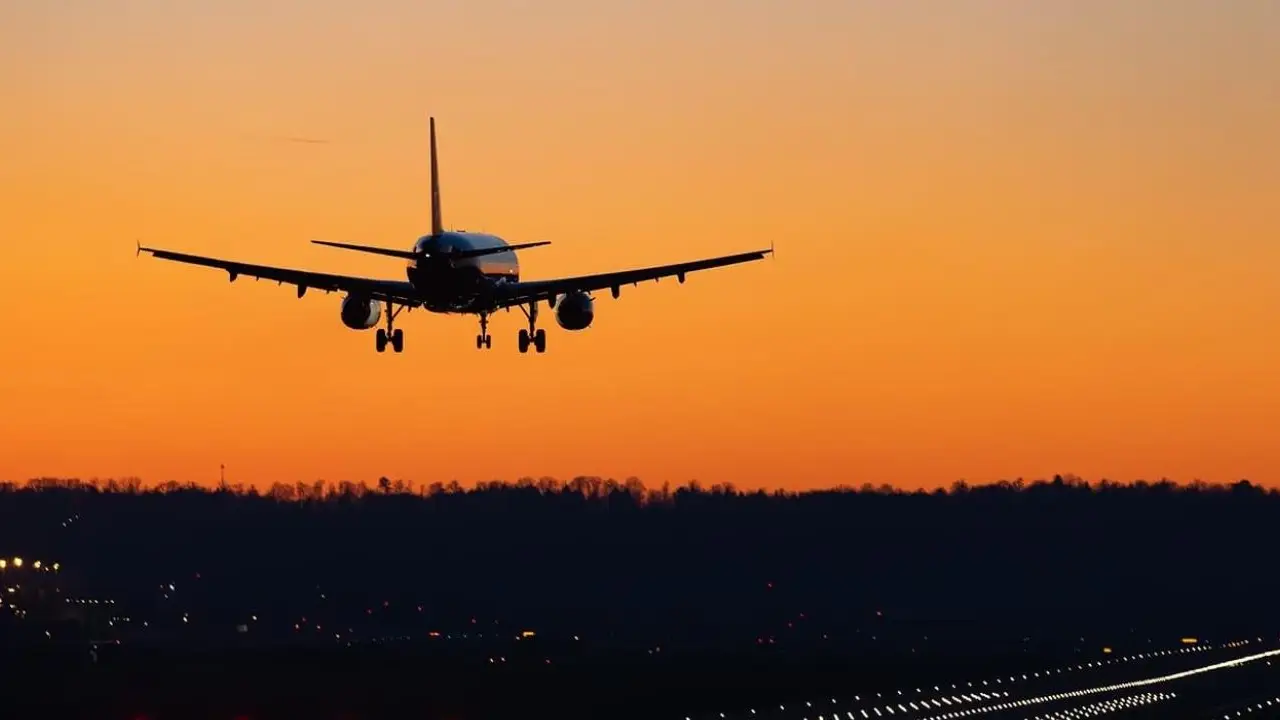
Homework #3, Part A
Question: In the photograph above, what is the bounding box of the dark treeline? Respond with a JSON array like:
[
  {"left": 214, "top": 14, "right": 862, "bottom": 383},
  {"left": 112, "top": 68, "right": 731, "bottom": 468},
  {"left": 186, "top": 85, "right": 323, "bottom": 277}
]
[{"left": 1, "top": 474, "right": 1277, "bottom": 654}]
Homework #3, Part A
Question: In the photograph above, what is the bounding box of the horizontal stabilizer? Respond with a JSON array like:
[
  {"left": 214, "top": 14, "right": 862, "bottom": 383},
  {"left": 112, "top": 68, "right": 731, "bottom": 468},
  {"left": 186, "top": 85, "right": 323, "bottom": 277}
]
[
  {"left": 312, "top": 239, "right": 550, "bottom": 262},
  {"left": 452, "top": 241, "right": 550, "bottom": 259},
  {"left": 311, "top": 240, "right": 421, "bottom": 260}
]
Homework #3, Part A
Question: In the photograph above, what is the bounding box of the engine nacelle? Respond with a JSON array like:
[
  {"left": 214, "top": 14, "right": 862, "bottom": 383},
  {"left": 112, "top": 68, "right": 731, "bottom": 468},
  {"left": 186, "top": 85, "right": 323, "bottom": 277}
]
[
  {"left": 555, "top": 291, "right": 594, "bottom": 331},
  {"left": 340, "top": 294, "right": 382, "bottom": 330}
]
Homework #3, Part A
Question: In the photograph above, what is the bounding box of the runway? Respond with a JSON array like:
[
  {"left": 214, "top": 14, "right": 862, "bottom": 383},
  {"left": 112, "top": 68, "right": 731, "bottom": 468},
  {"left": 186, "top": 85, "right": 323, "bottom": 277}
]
[{"left": 685, "top": 639, "right": 1280, "bottom": 720}]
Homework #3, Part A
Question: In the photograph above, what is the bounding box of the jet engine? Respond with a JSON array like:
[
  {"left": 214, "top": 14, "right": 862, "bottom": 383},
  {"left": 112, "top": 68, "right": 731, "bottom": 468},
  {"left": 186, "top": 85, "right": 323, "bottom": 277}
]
[
  {"left": 340, "top": 294, "right": 382, "bottom": 330},
  {"left": 555, "top": 291, "right": 594, "bottom": 331}
]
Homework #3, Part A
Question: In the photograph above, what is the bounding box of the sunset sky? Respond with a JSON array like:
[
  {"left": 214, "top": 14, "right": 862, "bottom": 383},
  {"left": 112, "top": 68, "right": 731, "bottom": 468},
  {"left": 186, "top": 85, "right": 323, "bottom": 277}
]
[{"left": 1, "top": 0, "right": 1277, "bottom": 491}]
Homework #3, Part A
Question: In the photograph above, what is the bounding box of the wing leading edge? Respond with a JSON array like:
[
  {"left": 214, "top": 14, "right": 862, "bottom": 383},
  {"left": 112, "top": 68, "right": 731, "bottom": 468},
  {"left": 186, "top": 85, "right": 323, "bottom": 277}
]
[
  {"left": 493, "top": 248, "right": 773, "bottom": 307},
  {"left": 138, "top": 245, "right": 420, "bottom": 306}
]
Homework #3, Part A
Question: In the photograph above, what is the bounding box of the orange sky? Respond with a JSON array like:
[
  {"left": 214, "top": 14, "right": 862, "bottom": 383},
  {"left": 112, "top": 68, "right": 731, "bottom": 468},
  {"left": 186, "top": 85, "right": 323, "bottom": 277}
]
[{"left": 1, "top": 1, "right": 1278, "bottom": 491}]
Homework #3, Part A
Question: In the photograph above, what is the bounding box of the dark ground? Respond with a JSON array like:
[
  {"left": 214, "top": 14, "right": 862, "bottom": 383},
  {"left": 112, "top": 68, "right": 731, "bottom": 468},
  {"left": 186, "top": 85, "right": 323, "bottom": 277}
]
[
  {"left": 6, "top": 638, "right": 1280, "bottom": 719},
  {"left": 1, "top": 475, "right": 1277, "bottom": 718}
]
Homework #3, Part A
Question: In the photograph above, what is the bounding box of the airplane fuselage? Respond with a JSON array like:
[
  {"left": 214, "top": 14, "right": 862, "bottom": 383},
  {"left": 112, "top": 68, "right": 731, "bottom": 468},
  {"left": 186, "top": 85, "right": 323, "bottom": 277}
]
[{"left": 408, "top": 231, "right": 519, "bottom": 313}]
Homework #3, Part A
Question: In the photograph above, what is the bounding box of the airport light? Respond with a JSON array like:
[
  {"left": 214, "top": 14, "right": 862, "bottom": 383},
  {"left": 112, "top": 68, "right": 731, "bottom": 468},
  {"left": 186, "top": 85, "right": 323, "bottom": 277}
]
[{"left": 12, "top": 558, "right": 21, "bottom": 568}]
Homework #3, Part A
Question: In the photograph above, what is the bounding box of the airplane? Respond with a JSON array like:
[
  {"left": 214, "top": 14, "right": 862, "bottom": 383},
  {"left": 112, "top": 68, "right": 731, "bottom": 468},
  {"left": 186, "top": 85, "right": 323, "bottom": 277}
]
[{"left": 138, "top": 117, "right": 772, "bottom": 354}]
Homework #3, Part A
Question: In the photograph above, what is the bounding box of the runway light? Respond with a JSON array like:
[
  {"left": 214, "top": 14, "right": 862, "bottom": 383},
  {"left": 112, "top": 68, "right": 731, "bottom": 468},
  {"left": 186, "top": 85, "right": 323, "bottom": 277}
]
[{"left": 12, "top": 558, "right": 21, "bottom": 568}]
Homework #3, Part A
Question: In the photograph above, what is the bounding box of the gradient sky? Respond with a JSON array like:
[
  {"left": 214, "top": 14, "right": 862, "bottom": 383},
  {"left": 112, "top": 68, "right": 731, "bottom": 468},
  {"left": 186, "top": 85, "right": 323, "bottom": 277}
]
[{"left": 1, "top": 0, "right": 1277, "bottom": 491}]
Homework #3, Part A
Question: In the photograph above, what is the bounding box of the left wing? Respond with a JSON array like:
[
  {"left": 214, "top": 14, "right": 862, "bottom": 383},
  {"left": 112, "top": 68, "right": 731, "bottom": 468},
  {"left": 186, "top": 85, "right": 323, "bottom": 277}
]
[
  {"left": 492, "top": 248, "right": 772, "bottom": 307},
  {"left": 138, "top": 245, "right": 421, "bottom": 306}
]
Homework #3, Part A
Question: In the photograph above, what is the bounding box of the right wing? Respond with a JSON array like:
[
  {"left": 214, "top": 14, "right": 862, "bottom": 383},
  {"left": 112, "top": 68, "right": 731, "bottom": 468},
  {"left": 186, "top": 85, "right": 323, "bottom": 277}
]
[
  {"left": 492, "top": 248, "right": 773, "bottom": 307},
  {"left": 138, "top": 245, "right": 421, "bottom": 306}
]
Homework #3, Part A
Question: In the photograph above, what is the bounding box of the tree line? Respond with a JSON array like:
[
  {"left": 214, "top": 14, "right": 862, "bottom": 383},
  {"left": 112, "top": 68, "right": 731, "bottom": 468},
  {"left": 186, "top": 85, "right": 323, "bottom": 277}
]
[
  {"left": 8, "top": 473, "right": 1274, "bottom": 502},
  {"left": 0, "top": 474, "right": 1275, "bottom": 652}
]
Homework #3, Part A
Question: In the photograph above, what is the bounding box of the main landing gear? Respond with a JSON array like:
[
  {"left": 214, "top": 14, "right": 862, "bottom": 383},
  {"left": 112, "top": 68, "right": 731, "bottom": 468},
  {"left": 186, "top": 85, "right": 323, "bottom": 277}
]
[
  {"left": 475, "top": 313, "right": 493, "bottom": 350},
  {"left": 375, "top": 302, "right": 404, "bottom": 354},
  {"left": 517, "top": 302, "right": 546, "bottom": 354}
]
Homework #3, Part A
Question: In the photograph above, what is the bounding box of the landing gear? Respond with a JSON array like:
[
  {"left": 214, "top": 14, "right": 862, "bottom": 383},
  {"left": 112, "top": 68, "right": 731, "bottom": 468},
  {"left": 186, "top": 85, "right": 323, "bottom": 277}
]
[
  {"left": 376, "top": 303, "right": 405, "bottom": 353},
  {"left": 376, "top": 328, "right": 404, "bottom": 353},
  {"left": 517, "top": 302, "right": 546, "bottom": 354},
  {"left": 517, "top": 328, "right": 546, "bottom": 354},
  {"left": 475, "top": 313, "right": 492, "bottom": 350}
]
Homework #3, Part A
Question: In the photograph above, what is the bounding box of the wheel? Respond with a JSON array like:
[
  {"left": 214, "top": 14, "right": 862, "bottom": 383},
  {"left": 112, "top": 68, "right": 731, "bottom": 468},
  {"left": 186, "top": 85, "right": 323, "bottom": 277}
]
[
  {"left": 484, "top": 335, "right": 492, "bottom": 349},
  {"left": 533, "top": 328, "right": 546, "bottom": 354},
  {"left": 476, "top": 334, "right": 484, "bottom": 349},
  {"left": 390, "top": 329, "right": 404, "bottom": 353},
  {"left": 518, "top": 329, "right": 530, "bottom": 354},
  {"left": 376, "top": 329, "right": 388, "bottom": 353}
]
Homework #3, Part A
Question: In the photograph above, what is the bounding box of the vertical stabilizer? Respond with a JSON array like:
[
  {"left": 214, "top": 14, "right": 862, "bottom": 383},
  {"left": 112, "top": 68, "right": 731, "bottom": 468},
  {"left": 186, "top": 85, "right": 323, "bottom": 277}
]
[{"left": 430, "top": 117, "right": 443, "bottom": 236}]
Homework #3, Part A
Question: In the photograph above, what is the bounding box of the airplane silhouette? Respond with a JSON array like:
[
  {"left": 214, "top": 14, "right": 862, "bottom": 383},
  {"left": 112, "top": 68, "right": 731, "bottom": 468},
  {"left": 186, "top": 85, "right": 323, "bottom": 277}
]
[{"left": 139, "top": 117, "right": 772, "bottom": 354}]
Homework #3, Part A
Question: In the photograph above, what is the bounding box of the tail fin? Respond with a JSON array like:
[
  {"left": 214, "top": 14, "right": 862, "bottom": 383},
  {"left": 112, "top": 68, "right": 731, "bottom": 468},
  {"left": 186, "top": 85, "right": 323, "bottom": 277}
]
[{"left": 430, "top": 116, "right": 443, "bottom": 236}]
